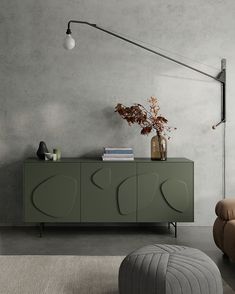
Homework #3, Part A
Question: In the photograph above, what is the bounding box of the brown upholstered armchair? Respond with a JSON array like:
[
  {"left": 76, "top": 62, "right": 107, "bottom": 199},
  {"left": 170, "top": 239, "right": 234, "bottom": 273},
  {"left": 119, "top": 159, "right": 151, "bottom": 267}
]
[{"left": 213, "top": 198, "right": 235, "bottom": 261}]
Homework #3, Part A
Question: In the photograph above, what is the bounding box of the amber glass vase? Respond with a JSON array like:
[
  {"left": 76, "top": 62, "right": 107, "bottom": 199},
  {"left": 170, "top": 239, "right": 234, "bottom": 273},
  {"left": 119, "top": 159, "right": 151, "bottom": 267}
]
[{"left": 151, "top": 133, "right": 167, "bottom": 160}]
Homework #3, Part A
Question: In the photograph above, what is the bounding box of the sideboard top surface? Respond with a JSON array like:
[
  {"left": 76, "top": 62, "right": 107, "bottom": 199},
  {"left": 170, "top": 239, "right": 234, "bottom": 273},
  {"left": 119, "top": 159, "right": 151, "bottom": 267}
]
[{"left": 24, "top": 157, "right": 193, "bottom": 163}]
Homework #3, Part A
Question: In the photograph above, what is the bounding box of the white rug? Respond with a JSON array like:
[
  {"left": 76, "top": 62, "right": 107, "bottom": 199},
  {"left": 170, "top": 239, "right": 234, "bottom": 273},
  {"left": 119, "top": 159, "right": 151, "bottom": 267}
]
[{"left": 0, "top": 256, "right": 233, "bottom": 294}]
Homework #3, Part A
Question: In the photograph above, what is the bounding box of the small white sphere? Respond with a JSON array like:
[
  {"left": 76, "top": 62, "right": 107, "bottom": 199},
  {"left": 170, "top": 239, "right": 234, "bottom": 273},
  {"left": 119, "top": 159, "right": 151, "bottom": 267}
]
[{"left": 63, "top": 34, "right": 76, "bottom": 50}]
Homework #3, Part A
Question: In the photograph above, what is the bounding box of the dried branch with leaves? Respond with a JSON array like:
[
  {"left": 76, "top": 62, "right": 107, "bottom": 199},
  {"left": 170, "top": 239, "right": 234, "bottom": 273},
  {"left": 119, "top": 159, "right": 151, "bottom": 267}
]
[{"left": 115, "top": 96, "right": 176, "bottom": 139}]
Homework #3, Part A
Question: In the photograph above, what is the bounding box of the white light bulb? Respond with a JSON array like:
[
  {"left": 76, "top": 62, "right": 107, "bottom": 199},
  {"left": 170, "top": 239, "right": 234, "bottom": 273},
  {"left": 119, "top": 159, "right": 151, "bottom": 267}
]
[{"left": 63, "top": 34, "right": 76, "bottom": 50}]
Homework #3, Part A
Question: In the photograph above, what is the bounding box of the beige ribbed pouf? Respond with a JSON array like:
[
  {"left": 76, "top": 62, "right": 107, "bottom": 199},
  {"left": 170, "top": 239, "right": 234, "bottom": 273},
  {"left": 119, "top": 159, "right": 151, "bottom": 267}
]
[{"left": 119, "top": 244, "right": 223, "bottom": 294}]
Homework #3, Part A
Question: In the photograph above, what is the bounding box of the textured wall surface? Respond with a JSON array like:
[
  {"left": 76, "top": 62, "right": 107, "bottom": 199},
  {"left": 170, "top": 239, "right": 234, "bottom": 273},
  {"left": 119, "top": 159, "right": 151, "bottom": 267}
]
[{"left": 0, "top": 0, "right": 235, "bottom": 225}]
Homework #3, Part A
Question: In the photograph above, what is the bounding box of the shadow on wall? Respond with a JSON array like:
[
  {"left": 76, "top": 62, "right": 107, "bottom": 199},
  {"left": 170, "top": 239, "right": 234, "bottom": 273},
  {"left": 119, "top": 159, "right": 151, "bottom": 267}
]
[
  {"left": 81, "top": 105, "right": 132, "bottom": 157},
  {"left": 0, "top": 145, "right": 34, "bottom": 224},
  {"left": 102, "top": 106, "right": 135, "bottom": 146}
]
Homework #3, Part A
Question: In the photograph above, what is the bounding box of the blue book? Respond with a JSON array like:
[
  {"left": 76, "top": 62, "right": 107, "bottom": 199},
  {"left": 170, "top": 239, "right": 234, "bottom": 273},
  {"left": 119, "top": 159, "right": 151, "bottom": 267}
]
[{"left": 105, "top": 149, "right": 133, "bottom": 154}]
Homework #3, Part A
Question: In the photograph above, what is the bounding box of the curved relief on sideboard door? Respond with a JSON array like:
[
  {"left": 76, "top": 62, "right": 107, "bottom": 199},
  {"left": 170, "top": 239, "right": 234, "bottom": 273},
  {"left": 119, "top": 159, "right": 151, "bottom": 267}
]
[
  {"left": 91, "top": 168, "right": 111, "bottom": 190},
  {"left": 117, "top": 176, "right": 136, "bottom": 215},
  {"left": 32, "top": 175, "right": 77, "bottom": 218},
  {"left": 138, "top": 173, "right": 159, "bottom": 211},
  {"left": 161, "top": 179, "right": 189, "bottom": 213}
]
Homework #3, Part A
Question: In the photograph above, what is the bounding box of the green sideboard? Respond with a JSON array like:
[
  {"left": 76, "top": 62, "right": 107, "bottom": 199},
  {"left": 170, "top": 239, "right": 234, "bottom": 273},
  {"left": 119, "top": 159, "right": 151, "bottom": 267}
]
[{"left": 23, "top": 158, "right": 194, "bottom": 236}]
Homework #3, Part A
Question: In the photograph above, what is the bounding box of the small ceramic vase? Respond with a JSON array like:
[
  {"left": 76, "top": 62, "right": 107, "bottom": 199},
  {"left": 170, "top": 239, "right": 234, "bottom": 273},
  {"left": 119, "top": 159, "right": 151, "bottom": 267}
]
[{"left": 36, "top": 141, "right": 49, "bottom": 160}]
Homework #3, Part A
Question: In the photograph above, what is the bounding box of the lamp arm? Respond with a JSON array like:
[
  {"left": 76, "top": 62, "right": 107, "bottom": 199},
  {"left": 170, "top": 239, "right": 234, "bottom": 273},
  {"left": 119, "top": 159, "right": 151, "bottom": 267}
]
[{"left": 66, "top": 20, "right": 226, "bottom": 127}]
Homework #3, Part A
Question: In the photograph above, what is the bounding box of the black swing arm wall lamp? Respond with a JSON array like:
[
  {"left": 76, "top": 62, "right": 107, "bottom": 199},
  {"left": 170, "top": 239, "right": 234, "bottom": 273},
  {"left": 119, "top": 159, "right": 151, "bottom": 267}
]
[{"left": 64, "top": 20, "right": 226, "bottom": 130}]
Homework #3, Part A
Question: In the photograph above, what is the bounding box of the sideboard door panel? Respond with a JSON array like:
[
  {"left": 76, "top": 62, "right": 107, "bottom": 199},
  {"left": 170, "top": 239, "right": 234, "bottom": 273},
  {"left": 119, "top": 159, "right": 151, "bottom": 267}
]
[
  {"left": 81, "top": 163, "right": 136, "bottom": 222},
  {"left": 32, "top": 175, "right": 77, "bottom": 218},
  {"left": 24, "top": 163, "right": 80, "bottom": 222},
  {"left": 137, "top": 162, "right": 194, "bottom": 222}
]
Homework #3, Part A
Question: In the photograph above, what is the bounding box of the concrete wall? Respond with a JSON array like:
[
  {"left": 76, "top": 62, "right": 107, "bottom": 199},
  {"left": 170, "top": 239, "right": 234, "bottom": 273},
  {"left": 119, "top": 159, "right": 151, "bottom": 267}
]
[{"left": 1, "top": 0, "right": 234, "bottom": 225}]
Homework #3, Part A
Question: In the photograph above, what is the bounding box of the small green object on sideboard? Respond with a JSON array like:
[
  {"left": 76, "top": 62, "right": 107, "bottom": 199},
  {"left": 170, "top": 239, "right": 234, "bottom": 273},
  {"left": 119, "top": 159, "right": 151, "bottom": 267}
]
[{"left": 23, "top": 158, "right": 194, "bottom": 236}]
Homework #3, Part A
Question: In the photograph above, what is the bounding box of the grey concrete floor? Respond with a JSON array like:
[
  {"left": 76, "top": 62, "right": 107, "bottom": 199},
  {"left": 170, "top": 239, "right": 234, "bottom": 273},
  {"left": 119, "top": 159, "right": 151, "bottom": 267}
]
[{"left": 0, "top": 225, "right": 235, "bottom": 290}]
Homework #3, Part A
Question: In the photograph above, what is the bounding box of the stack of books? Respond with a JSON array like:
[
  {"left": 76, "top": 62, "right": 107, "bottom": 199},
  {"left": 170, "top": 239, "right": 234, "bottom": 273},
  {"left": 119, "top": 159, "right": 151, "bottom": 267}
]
[{"left": 102, "top": 147, "right": 134, "bottom": 161}]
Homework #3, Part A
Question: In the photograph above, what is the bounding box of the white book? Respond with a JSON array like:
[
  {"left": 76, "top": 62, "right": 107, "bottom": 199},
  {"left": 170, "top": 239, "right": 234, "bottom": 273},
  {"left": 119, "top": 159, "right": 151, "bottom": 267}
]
[
  {"left": 102, "top": 156, "right": 134, "bottom": 161},
  {"left": 104, "top": 147, "right": 133, "bottom": 151}
]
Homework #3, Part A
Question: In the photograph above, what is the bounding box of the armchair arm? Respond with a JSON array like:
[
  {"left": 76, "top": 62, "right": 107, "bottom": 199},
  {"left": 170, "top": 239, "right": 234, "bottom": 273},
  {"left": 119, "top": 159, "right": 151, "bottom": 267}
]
[{"left": 215, "top": 198, "right": 235, "bottom": 221}]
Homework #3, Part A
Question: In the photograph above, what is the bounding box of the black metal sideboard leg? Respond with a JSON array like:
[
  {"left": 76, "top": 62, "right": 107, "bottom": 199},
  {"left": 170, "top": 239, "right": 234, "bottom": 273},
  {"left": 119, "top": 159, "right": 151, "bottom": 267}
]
[
  {"left": 169, "top": 222, "right": 177, "bottom": 238},
  {"left": 174, "top": 222, "right": 177, "bottom": 238},
  {"left": 39, "top": 222, "right": 44, "bottom": 238}
]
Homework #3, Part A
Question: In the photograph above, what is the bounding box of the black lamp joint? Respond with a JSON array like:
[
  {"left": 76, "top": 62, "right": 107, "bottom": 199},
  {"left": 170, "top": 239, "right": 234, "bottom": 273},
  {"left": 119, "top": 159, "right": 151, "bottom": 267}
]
[{"left": 66, "top": 28, "right": 72, "bottom": 35}]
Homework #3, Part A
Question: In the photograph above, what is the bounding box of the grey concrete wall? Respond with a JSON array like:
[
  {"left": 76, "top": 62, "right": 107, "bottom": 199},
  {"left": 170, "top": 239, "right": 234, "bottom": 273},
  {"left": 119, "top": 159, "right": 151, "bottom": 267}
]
[{"left": 0, "top": 0, "right": 234, "bottom": 225}]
